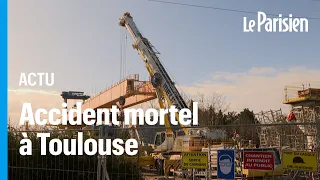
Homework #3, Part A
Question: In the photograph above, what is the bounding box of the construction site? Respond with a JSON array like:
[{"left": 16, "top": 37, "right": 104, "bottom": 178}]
[{"left": 8, "top": 12, "right": 320, "bottom": 180}]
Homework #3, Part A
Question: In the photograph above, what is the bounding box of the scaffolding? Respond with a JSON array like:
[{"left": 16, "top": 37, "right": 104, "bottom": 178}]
[
  {"left": 284, "top": 82, "right": 320, "bottom": 106},
  {"left": 284, "top": 82, "right": 320, "bottom": 150},
  {"left": 255, "top": 109, "right": 283, "bottom": 147},
  {"left": 254, "top": 82, "right": 320, "bottom": 151},
  {"left": 279, "top": 82, "right": 320, "bottom": 180},
  {"left": 255, "top": 109, "right": 317, "bottom": 152}
]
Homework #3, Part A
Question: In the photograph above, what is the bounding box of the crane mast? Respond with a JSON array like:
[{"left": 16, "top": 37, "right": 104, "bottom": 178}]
[{"left": 119, "top": 12, "right": 190, "bottom": 136}]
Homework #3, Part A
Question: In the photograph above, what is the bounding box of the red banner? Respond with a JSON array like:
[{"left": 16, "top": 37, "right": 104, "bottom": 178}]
[{"left": 243, "top": 151, "right": 274, "bottom": 170}]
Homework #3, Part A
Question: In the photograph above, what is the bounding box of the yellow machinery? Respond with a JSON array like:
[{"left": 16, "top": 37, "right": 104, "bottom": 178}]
[
  {"left": 119, "top": 12, "right": 287, "bottom": 179},
  {"left": 119, "top": 12, "right": 208, "bottom": 154},
  {"left": 119, "top": 12, "right": 209, "bottom": 174}
]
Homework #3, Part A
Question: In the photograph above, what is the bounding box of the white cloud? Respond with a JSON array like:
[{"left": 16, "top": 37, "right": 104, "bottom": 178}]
[
  {"left": 8, "top": 89, "right": 62, "bottom": 127},
  {"left": 179, "top": 66, "right": 320, "bottom": 114},
  {"left": 247, "top": 67, "right": 277, "bottom": 75}
]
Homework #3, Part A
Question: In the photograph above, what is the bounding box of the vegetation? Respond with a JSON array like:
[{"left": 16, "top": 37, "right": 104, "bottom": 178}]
[{"left": 188, "top": 93, "right": 261, "bottom": 145}]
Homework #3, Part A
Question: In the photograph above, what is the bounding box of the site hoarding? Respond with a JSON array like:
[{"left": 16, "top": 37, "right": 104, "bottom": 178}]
[
  {"left": 243, "top": 151, "right": 274, "bottom": 170},
  {"left": 182, "top": 152, "right": 208, "bottom": 169},
  {"left": 282, "top": 151, "right": 318, "bottom": 172}
]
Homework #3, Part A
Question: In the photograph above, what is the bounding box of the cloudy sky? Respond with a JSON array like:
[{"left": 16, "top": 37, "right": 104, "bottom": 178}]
[{"left": 9, "top": 0, "right": 320, "bottom": 125}]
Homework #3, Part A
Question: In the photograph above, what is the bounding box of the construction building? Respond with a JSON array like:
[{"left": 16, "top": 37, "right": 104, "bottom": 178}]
[
  {"left": 284, "top": 83, "right": 320, "bottom": 151},
  {"left": 256, "top": 83, "right": 320, "bottom": 151}
]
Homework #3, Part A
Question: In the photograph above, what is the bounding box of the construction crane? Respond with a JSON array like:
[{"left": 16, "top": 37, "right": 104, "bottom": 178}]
[
  {"left": 119, "top": 12, "right": 208, "bottom": 155},
  {"left": 119, "top": 12, "right": 291, "bottom": 179}
]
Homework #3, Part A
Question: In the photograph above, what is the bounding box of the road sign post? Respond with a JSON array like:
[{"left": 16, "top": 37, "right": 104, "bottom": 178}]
[{"left": 217, "top": 150, "right": 235, "bottom": 180}]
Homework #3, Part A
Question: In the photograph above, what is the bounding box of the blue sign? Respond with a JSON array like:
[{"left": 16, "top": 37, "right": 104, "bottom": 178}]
[{"left": 217, "top": 150, "right": 235, "bottom": 179}]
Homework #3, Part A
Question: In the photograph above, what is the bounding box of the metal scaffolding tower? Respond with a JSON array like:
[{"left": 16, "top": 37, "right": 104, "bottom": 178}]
[
  {"left": 284, "top": 83, "right": 320, "bottom": 150},
  {"left": 255, "top": 109, "right": 285, "bottom": 148}
]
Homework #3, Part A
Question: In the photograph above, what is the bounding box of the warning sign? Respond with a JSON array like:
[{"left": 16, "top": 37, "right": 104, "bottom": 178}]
[
  {"left": 140, "top": 156, "right": 154, "bottom": 166},
  {"left": 282, "top": 151, "right": 318, "bottom": 172},
  {"left": 182, "top": 152, "right": 208, "bottom": 169},
  {"left": 243, "top": 151, "right": 274, "bottom": 170}
]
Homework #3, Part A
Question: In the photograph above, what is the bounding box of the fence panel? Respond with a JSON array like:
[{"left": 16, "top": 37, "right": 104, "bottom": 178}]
[{"left": 8, "top": 122, "right": 320, "bottom": 180}]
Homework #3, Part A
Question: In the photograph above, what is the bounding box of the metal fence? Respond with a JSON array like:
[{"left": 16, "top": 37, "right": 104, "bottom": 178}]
[
  {"left": 8, "top": 122, "right": 320, "bottom": 180},
  {"left": 8, "top": 127, "right": 140, "bottom": 180}
]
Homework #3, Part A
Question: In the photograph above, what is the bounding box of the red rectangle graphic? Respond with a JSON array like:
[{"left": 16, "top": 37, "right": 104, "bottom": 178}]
[{"left": 243, "top": 151, "right": 274, "bottom": 170}]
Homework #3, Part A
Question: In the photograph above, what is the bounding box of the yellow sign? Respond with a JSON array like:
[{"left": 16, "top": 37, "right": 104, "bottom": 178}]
[
  {"left": 140, "top": 156, "right": 154, "bottom": 166},
  {"left": 282, "top": 151, "right": 318, "bottom": 172},
  {"left": 182, "top": 152, "right": 208, "bottom": 169}
]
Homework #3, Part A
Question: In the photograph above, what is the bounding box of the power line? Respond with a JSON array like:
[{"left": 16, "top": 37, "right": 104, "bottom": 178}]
[{"left": 148, "top": 0, "right": 320, "bottom": 21}]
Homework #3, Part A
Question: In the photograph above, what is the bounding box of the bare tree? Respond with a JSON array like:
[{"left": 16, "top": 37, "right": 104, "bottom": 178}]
[
  {"left": 184, "top": 92, "right": 230, "bottom": 127},
  {"left": 205, "top": 93, "right": 230, "bottom": 114},
  {"left": 189, "top": 92, "right": 229, "bottom": 113}
]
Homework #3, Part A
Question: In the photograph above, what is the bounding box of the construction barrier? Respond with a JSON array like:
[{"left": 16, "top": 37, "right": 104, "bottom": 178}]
[
  {"left": 9, "top": 121, "right": 320, "bottom": 180},
  {"left": 164, "top": 159, "right": 181, "bottom": 176}
]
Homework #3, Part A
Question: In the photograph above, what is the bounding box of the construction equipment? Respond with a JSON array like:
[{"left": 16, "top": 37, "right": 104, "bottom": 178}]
[
  {"left": 119, "top": 12, "right": 214, "bottom": 177},
  {"left": 61, "top": 91, "right": 90, "bottom": 104},
  {"left": 119, "top": 12, "right": 209, "bottom": 156},
  {"left": 118, "top": 12, "right": 289, "bottom": 179},
  {"left": 57, "top": 74, "right": 156, "bottom": 129}
]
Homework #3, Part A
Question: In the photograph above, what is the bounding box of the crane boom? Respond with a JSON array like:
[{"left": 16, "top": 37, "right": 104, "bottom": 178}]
[{"left": 119, "top": 12, "right": 190, "bottom": 135}]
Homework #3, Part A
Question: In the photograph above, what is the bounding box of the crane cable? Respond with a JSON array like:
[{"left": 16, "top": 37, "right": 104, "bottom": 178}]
[
  {"left": 120, "top": 29, "right": 128, "bottom": 89},
  {"left": 122, "top": 30, "right": 128, "bottom": 93},
  {"left": 120, "top": 28, "right": 124, "bottom": 85},
  {"left": 119, "top": 28, "right": 128, "bottom": 126},
  {"left": 119, "top": 28, "right": 127, "bottom": 93},
  {"left": 123, "top": 31, "right": 127, "bottom": 80}
]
